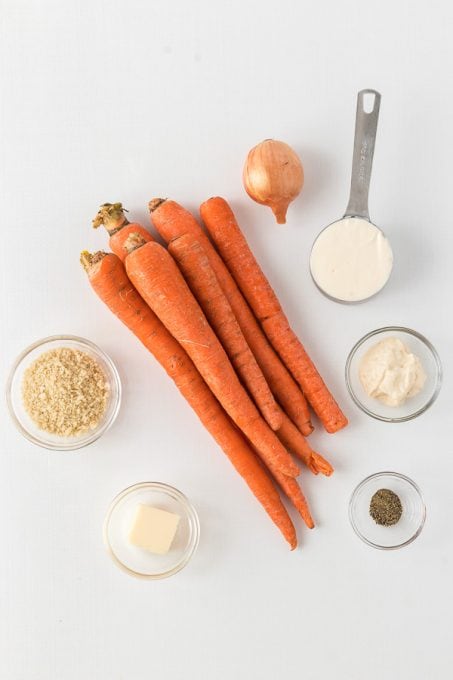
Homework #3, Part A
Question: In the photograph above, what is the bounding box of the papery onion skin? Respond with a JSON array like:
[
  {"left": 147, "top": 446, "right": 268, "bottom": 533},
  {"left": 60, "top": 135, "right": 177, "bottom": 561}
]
[{"left": 243, "top": 139, "right": 304, "bottom": 224}]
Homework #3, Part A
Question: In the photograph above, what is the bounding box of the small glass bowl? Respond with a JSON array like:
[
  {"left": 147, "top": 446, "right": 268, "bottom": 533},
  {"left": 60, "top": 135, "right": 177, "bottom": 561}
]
[
  {"left": 349, "top": 471, "right": 426, "bottom": 550},
  {"left": 345, "top": 326, "right": 442, "bottom": 422},
  {"left": 104, "top": 482, "right": 200, "bottom": 579},
  {"left": 6, "top": 335, "right": 121, "bottom": 451}
]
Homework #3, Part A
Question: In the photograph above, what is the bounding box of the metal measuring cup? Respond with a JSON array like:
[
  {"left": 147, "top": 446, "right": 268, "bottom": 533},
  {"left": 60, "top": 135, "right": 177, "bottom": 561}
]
[{"left": 310, "top": 89, "right": 393, "bottom": 303}]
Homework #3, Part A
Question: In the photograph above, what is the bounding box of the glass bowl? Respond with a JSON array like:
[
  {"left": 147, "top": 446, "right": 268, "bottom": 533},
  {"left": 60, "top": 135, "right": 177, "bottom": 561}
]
[
  {"left": 6, "top": 335, "right": 121, "bottom": 450},
  {"left": 104, "top": 482, "right": 200, "bottom": 579},
  {"left": 349, "top": 471, "right": 426, "bottom": 550},
  {"left": 345, "top": 326, "right": 442, "bottom": 422}
]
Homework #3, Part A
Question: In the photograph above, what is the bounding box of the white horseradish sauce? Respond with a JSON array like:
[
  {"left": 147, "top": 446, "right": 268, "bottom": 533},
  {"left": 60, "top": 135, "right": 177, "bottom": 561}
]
[{"left": 310, "top": 217, "right": 393, "bottom": 302}]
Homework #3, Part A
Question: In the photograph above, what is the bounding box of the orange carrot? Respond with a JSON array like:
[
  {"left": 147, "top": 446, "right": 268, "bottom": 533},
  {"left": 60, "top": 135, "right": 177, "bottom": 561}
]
[
  {"left": 92, "top": 202, "right": 152, "bottom": 262},
  {"left": 149, "top": 198, "right": 313, "bottom": 436},
  {"left": 272, "top": 469, "right": 314, "bottom": 529},
  {"left": 200, "top": 197, "right": 348, "bottom": 434},
  {"left": 168, "top": 232, "right": 282, "bottom": 431},
  {"left": 81, "top": 250, "right": 297, "bottom": 549},
  {"left": 278, "top": 414, "right": 334, "bottom": 476},
  {"left": 124, "top": 239, "right": 299, "bottom": 478}
]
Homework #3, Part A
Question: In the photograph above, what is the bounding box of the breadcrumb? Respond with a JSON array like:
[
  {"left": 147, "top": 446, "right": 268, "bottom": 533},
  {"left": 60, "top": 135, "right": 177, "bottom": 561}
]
[{"left": 22, "top": 347, "right": 109, "bottom": 437}]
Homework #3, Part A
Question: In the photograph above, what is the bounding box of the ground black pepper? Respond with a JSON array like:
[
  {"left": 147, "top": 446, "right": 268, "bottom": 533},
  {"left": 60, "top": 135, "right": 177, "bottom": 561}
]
[{"left": 369, "top": 488, "right": 402, "bottom": 526}]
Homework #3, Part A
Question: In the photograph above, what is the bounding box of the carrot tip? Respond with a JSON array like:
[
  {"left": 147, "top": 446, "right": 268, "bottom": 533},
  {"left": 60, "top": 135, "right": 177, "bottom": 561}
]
[
  {"left": 148, "top": 197, "right": 167, "bottom": 213},
  {"left": 301, "top": 507, "right": 315, "bottom": 529},
  {"left": 301, "top": 423, "right": 315, "bottom": 437},
  {"left": 325, "top": 416, "right": 349, "bottom": 434},
  {"left": 308, "top": 462, "right": 320, "bottom": 475},
  {"left": 311, "top": 451, "right": 334, "bottom": 477}
]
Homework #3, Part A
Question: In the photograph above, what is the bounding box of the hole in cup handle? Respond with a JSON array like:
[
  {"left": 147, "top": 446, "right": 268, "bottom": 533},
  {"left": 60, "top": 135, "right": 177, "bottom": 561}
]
[{"left": 360, "top": 89, "right": 380, "bottom": 114}]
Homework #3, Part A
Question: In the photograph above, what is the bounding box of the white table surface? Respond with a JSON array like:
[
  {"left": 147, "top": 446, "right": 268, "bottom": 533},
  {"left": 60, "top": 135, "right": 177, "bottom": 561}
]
[{"left": 1, "top": 1, "right": 452, "bottom": 678}]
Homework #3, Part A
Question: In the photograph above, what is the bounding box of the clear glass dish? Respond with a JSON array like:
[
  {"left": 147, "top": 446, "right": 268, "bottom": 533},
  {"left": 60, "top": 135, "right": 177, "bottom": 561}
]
[
  {"left": 345, "top": 326, "right": 442, "bottom": 422},
  {"left": 104, "top": 482, "right": 200, "bottom": 579},
  {"left": 349, "top": 471, "right": 426, "bottom": 550},
  {"left": 6, "top": 335, "right": 121, "bottom": 450}
]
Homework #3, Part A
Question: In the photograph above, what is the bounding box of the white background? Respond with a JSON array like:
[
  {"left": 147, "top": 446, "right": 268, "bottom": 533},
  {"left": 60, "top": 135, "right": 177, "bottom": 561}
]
[{"left": 1, "top": 1, "right": 452, "bottom": 678}]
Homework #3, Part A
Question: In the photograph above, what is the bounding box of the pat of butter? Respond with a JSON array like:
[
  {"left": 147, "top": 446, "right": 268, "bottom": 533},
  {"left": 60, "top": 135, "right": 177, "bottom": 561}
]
[{"left": 129, "top": 504, "right": 180, "bottom": 555}]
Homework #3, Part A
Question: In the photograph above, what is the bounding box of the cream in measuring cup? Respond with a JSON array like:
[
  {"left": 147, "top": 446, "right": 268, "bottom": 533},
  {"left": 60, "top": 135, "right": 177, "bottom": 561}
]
[{"left": 310, "top": 90, "right": 393, "bottom": 303}]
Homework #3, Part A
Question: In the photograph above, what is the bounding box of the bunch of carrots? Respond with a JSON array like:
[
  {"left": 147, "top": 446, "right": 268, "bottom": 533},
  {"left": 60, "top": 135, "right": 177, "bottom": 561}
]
[{"left": 81, "top": 197, "right": 348, "bottom": 549}]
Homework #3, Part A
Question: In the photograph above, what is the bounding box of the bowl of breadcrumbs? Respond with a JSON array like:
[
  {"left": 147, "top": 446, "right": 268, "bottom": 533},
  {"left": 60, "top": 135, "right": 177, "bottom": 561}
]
[{"left": 6, "top": 335, "right": 121, "bottom": 450}]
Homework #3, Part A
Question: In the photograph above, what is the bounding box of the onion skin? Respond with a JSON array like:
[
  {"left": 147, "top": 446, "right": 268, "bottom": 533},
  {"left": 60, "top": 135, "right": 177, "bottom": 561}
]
[{"left": 243, "top": 140, "right": 304, "bottom": 224}]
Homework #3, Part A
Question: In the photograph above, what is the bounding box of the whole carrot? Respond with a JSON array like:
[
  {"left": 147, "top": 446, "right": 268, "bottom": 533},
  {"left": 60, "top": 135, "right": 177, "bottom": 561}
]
[
  {"left": 81, "top": 251, "right": 297, "bottom": 549},
  {"left": 94, "top": 209, "right": 333, "bottom": 473},
  {"left": 168, "top": 232, "right": 282, "bottom": 431},
  {"left": 200, "top": 197, "right": 348, "bottom": 434},
  {"left": 124, "top": 238, "right": 299, "bottom": 478},
  {"left": 93, "top": 202, "right": 152, "bottom": 262},
  {"left": 149, "top": 198, "right": 313, "bottom": 436}
]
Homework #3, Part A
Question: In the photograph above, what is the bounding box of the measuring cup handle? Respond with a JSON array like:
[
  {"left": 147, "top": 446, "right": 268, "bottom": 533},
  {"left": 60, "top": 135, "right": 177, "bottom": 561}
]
[{"left": 344, "top": 89, "right": 381, "bottom": 220}]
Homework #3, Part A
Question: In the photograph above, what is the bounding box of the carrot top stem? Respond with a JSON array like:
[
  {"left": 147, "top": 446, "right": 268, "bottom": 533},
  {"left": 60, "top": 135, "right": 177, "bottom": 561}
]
[
  {"left": 149, "top": 198, "right": 167, "bottom": 213},
  {"left": 92, "top": 203, "right": 129, "bottom": 234},
  {"left": 80, "top": 250, "right": 107, "bottom": 272},
  {"left": 123, "top": 232, "right": 148, "bottom": 254}
]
